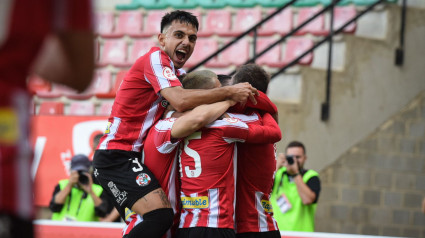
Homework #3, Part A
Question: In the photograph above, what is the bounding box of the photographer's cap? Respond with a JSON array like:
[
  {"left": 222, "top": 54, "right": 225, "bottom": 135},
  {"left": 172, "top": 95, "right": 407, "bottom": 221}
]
[{"left": 70, "top": 154, "right": 91, "bottom": 172}]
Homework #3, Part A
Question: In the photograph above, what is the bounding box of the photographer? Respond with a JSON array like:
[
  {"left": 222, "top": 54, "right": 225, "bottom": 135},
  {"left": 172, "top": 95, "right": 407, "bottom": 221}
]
[
  {"left": 49, "top": 154, "right": 108, "bottom": 221},
  {"left": 270, "top": 141, "right": 321, "bottom": 232}
]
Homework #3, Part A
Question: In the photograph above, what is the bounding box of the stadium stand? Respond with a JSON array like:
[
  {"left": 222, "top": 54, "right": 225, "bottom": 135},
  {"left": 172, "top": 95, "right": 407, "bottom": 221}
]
[
  {"left": 98, "top": 101, "right": 114, "bottom": 116},
  {"left": 69, "top": 101, "right": 96, "bottom": 116},
  {"left": 98, "top": 39, "right": 129, "bottom": 67},
  {"left": 258, "top": 8, "right": 293, "bottom": 36},
  {"left": 115, "top": 11, "right": 144, "bottom": 37},
  {"left": 256, "top": 38, "right": 283, "bottom": 67},
  {"left": 185, "top": 38, "right": 219, "bottom": 68},
  {"left": 96, "top": 70, "right": 127, "bottom": 99},
  {"left": 129, "top": 38, "right": 159, "bottom": 63},
  {"left": 226, "top": 8, "right": 263, "bottom": 36},
  {"left": 38, "top": 101, "right": 64, "bottom": 115},
  {"left": 94, "top": 11, "right": 115, "bottom": 37},
  {"left": 295, "top": 7, "right": 326, "bottom": 36},
  {"left": 198, "top": 9, "right": 232, "bottom": 36}
]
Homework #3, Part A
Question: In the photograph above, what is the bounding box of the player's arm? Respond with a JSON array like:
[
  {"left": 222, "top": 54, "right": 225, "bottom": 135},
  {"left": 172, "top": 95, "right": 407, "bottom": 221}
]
[
  {"left": 230, "top": 91, "right": 278, "bottom": 118},
  {"left": 32, "top": 31, "right": 95, "bottom": 92},
  {"left": 171, "top": 100, "right": 236, "bottom": 138},
  {"left": 245, "top": 113, "right": 282, "bottom": 144},
  {"left": 32, "top": 0, "right": 94, "bottom": 92},
  {"left": 161, "top": 83, "right": 258, "bottom": 112}
]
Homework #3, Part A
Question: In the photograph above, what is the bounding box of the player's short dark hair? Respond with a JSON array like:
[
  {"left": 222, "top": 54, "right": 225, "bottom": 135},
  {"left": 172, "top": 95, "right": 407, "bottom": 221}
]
[
  {"left": 182, "top": 70, "right": 217, "bottom": 90},
  {"left": 161, "top": 10, "right": 199, "bottom": 33},
  {"left": 286, "top": 141, "right": 306, "bottom": 154},
  {"left": 232, "top": 64, "right": 270, "bottom": 93},
  {"left": 217, "top": 74, "right": 232, "bottom": 87}
]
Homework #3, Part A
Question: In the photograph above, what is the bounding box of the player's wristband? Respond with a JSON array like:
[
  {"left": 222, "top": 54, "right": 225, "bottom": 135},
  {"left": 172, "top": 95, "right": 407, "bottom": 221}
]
[
  {"left": 165, "top": 110, "right": 176, "bottom": 119},
  {"left": 292, "top": 173, "right": 301, "bottom": 177}
]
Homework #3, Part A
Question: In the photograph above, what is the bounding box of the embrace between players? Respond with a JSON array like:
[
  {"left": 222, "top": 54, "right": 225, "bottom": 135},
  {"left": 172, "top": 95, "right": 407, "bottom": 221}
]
[{"left": 93, "top": 10, "right": 282, "bottom": 238}]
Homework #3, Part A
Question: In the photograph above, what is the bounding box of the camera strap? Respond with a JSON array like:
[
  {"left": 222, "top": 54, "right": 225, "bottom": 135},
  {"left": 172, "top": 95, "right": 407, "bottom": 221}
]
[{"left": 66, "top": 187, "right": 87, "bottom": 217}]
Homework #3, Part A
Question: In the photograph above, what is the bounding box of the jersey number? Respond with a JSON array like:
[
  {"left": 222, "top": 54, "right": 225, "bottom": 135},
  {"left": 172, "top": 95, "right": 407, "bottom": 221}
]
[{"left": 181, "top": 132, "right": 202, "bottom": 178}]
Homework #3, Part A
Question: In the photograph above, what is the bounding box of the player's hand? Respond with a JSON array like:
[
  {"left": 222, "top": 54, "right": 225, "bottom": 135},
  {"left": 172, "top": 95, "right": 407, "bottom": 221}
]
[{"left": 227, "top": 83, "right": 258, "bottom": 105}]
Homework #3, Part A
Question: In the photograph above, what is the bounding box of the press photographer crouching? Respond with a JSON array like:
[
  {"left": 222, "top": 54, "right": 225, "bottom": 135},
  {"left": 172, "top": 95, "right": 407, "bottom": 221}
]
[{"left": 49, "top": 154, "right": 109, "bottom": 221}]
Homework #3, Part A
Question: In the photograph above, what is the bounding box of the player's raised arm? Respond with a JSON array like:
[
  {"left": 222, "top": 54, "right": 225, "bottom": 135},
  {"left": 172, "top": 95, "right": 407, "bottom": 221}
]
[{"left": 245, "top": 113, "right": 282, "bottom": 144}]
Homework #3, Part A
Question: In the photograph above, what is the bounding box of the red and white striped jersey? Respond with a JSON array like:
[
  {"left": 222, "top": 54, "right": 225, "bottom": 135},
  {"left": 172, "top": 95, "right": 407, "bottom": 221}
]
[
  {"left": 229, "top": 112, "right": 280, "bottom": 233},
  {"left": 0, "top": 0, "right": 92, "bottom": 219},
  {"left": 178, "top": 116, "right": 280, "bottom": 229},
  {"left": 143, "top": 118, "right": 182, "bottom": 238},
  {"left": 98, "top": 47, "right": 185, "bottom": 152},
  {"left": 123, "top": 117, "right": 182, "bottom": 238}
]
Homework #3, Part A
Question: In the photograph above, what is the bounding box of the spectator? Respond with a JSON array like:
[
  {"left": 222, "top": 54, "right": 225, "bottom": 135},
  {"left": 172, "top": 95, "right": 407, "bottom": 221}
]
[
  {"left": 93, "top": 10, "right": 257, "bottom": 238},
  {"left": 0, "top": 1, "right": 94, "bottom": 237},
  {"left": 270, "top": 141, "right": 321, "bottom": 232},
  {"left": 50, "top": 155, "right": 108, "bottom": 222}
]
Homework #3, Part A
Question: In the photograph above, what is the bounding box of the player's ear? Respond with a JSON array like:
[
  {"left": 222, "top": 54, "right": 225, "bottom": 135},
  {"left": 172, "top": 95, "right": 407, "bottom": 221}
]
[{"left": 158, "top": 33, "right": 166, "bottom": 48}]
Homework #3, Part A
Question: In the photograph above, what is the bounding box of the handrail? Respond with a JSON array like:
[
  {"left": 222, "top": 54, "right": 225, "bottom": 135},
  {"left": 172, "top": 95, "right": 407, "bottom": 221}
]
[
  {"left": 322, "top": 0, "right": 336, "bottom": 121},
  {"left": 187, "top": 0, "right": 297, "bottom": 73},
  {"left": 228, "top": 0, "right": 343, "bottom": 75},
  {"left": 271, "top": 0, "right": 386, "bottom": 78}
]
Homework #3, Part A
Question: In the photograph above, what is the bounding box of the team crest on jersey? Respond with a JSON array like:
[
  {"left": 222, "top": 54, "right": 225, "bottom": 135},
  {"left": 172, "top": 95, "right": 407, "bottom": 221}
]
[
  {"left": 163, "top": 67, "right": 178, "bottom": 80},
  {"left": 261, "top": 200, "right": 273, "bottom": 213},
  {"left": 181, "top": 196, "right": 209, "bottom": 209},
  {"left": 136, "top": 173, "right": 151, "bottom": 186},
  {"left": 223, "top": 117, "right": 240, "bottom": 123},
  {"left": 161, "top": 100, "right": 169, "bottom": 108},
  {"left": 105, "top": 122, "right": 112, "bottom": 134}
]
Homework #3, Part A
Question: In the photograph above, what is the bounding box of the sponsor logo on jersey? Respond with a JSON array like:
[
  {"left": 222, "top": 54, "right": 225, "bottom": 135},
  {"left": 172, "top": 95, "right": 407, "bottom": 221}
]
[
  {"left": 181, "top": 196, "right": 209, "bottom": 209},
  {"left": 163, "top": 67, "right": 178, "bottom": 81},
  {"left": 136, "top": 173, "right": 151, "bottom": 186},
  {"left": 105, "top": 122, "right": 112, "bottom": 134},
  {"left": 223, "top": 117, "right": 240, "bottom": 123},
  {"left": 0, "top": 108, "right": 19, "bottom": 144},
  {"left": 261, "top": 200, "right": 273, "bottom": 213}
]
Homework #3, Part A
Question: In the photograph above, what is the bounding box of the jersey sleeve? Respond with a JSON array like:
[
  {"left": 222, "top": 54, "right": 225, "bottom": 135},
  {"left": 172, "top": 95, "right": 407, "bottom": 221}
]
[
  {"left": 245, "top": 113, "right": 282, "bottom": 144},
  {"left": 214, "top": 118, "right": 250, "bottom": 143},
  {"left": 229, "top": 91, "right": 277, "bottom": 114},
  {"left": 144, "top": 49, "right": 183, "bottom": 94},
  {"left": 153, "top": 119, "right": 182, "bottom": 154}
]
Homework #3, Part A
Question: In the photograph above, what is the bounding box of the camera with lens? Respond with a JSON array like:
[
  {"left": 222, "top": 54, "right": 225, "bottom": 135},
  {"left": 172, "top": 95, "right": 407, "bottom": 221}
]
[
  {"left": 286, "top": 155, "right": 295, "bottom": 165},
  {"left": 78, "top": 171, "right": 89, "bottom": 185}
]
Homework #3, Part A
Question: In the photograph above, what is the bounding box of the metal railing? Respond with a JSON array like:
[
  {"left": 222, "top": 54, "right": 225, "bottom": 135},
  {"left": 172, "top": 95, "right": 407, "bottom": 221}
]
[{"left": 188, "top": 0, "right": 396, "bottom": 121}]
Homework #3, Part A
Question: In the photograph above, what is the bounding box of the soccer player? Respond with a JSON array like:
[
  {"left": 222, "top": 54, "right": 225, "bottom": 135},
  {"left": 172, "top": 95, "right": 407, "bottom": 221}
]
[
  {"left": 0, "top": 1, "right": 94, "bottom": 237},
  {"left": 176, "top": 73, "right": 282, "bottom": 238},
  {"left": 93, "top": 11, "right": 258, "bottom": 238},
  {"left": 123, "top": 70, "right": 235, "bottom": 238},
  {"left": 231, "top": 64, "right": 281, "bottom": 238}
]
